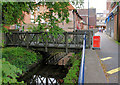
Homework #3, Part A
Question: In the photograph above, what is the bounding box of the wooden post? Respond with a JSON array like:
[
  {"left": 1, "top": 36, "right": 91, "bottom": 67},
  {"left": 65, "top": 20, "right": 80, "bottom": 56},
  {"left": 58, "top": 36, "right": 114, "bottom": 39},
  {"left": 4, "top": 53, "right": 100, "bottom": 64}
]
[
  {"left": 13, "top": 33, "right": 15, "bottom": 45},
  {"left": 26, "top": 32, "right": 29, "bottom": 48},
  {"left": 65, "top": 32, "right": 68, "bottom": 54},
  {"left": 88, "top": 30, "right": 92, "bottom": 48},
  {"left": 3, "top": 33, "right": 7, "bottom": 47},
  {"left": 17, "top": 33, "right": 19, "bottom": 46},
  {"left": 45, "top": 34, "right": 48, "bottom": 52}
]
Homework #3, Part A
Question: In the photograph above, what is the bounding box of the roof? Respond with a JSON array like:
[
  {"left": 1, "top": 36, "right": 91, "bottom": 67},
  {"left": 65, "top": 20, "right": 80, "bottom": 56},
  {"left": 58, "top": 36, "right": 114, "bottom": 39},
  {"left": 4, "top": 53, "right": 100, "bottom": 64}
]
[
  {"left": 74, "top": 10, "right": 82, "bottom": 19},
  {"left": 67, "top": 2, "right": 75, "bottom": 10},
  {"left": 78, "top": 8, "right": 96, "bottom": 17}
]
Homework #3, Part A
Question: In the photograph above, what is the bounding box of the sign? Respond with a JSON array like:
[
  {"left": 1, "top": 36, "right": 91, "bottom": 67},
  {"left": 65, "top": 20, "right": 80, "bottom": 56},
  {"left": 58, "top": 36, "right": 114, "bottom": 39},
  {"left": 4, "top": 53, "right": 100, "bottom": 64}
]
[{"left": 92, "top": 36, "right": 100, "bottom": 49}]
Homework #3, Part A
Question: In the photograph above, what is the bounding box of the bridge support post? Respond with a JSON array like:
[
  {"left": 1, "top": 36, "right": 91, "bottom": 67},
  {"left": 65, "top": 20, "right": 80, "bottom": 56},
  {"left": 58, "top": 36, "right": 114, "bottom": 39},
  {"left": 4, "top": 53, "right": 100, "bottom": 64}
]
[
  {"left": 65, "top": 32, "right": 68, "bottom": 54},
  {"left": 45, "top": 39, "right": 48, "bottom": 52}
]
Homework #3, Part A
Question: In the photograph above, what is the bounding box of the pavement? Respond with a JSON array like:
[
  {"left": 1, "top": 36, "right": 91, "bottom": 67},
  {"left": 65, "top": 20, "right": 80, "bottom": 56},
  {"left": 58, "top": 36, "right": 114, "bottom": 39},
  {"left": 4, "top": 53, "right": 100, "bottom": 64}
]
[
  {"left": 84, "top": 49, "right": 107, "bottom": 83},
  {"left": 84, "top": 31, "right": 120, "bottom": 84}
]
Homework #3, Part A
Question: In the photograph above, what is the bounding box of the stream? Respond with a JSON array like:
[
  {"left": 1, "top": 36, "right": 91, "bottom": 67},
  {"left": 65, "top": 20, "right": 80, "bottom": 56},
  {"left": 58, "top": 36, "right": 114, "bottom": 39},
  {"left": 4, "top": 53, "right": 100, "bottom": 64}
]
[{"left": 18, "top": 51, "right": 70, "bottom": 84}]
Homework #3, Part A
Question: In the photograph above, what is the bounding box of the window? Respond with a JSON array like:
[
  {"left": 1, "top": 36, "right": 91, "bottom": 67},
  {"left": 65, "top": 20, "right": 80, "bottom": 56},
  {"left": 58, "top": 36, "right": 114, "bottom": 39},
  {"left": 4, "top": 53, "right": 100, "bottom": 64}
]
[
  {"left": 62, "top": 21, "right": 64, "bottom": 25},
  {"left": 37, "top": 7, "right": 39, "bottom": 12},
  {"left": 96, "top": 20, "right": 99, "bottom": 22}
]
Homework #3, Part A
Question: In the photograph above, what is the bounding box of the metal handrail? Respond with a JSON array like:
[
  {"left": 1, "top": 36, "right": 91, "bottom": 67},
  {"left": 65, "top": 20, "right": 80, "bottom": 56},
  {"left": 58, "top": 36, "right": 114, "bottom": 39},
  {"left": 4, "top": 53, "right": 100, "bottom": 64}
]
[{"left": 78, "top": 32, "right": 86, "bottom": 85}]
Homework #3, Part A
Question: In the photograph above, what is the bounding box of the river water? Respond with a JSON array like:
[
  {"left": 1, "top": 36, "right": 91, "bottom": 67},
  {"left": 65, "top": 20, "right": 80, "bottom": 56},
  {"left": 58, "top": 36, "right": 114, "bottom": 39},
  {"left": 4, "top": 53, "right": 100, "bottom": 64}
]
[{"left": 18, "top": 51, "right": 70, "bottom": 84}]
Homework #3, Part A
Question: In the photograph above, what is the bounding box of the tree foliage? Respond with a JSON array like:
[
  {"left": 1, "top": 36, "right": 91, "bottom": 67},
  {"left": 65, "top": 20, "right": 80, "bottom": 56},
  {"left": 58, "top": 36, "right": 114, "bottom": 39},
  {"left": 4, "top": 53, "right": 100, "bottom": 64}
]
[
  {"left": 1, "top": 1, "right": 84, "bottom": 34},
  {"left": 2, "top": 2, "right": 35, "bottom": 25}
]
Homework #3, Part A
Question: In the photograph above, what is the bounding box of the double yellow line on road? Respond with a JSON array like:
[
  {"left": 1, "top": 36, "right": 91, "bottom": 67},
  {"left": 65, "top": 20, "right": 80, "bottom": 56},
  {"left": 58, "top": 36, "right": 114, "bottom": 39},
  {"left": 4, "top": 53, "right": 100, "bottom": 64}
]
[
  {"left": 100, "top": 57, "right": 120, "bottom": 74},
  {"left": 107, "top": 67, "right": 120, "bottom": 74},
  {"left": 101, "top": 57, "right": 112, "bottom": 61}
]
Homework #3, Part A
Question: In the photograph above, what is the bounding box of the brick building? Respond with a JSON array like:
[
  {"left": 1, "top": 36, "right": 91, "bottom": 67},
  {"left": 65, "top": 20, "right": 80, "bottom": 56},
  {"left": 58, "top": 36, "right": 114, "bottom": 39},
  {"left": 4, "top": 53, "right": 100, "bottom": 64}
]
[
  {"left": 58, "top": 9, "right": 83, "bottom": 32},
  {"left": 96, "top": 13, "right": 106, "bottom": 29},
  {"left": 105, "top": 1, "right": 120, "bottom": 41},
  {"left": 78, "top": 8, "right": 96, "bottom": 29},
  {"left": 5, "top": 3, "right": 83, "bottom": 32}
]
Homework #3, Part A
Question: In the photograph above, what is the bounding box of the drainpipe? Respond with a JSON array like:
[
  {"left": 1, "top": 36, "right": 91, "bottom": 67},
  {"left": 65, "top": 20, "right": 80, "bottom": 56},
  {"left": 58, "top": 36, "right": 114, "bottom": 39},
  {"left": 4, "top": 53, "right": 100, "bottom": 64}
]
[
  {"left": 117, "top": 5, "right": 119, "bottom": 41},
  {"left": 88, "top": 0, "right": 89, "bottom": 30},
  {"left": 73, "top": 10, "right": 75, "bottom": 31}
]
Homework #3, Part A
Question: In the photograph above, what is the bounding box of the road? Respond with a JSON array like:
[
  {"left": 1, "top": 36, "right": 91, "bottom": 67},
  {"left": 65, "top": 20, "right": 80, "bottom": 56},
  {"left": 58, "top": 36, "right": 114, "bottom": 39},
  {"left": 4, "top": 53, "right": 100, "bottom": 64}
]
[{"left": 95, "top": 32, "right": 120, "bottom": 83}]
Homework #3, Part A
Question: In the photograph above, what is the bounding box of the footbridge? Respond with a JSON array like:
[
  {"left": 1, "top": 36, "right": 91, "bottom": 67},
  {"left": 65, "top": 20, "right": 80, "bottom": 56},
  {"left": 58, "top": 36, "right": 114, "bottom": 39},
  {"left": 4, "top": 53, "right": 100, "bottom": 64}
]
[{"left": 4, "top": 30, "right": 96, "bottom": 53}]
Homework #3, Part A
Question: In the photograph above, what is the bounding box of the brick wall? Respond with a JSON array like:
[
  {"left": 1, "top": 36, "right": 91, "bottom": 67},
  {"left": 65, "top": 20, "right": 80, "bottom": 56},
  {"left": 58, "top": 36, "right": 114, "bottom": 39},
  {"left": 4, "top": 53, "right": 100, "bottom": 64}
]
[
  {"left": 58, "top": 10, "right": 83, "bottom": 32},
  {"left": 106, "top": 2, "right": 120, "bottom": 41},
  {"left": 118, "top": 6, "right": 120, "bottom": 41},
  {"left": 58, "top": 11, "right": 74, "bottom": 32},
  {"left": 58, "top": 56, "right": 70, "bottom": 65},
  {"left": 23, "top": 12, "right": 31, "bottom": 24}
]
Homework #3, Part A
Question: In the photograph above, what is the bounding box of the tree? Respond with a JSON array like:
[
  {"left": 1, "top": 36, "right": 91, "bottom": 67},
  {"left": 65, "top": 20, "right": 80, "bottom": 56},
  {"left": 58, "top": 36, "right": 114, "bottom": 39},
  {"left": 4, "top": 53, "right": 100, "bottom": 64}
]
[
  {"left": 32, "top": 2, "right": 70, "bottom": 35},
  {"left": 1, "top": 2, "right": 35, "bottom": 32},
  {"left": 2, "top": 2, "right": 35, "bottom": 25},
  {"left": 1, "top": 1, "right": 84, "bottom": 34},
  {"left": 71, "top": 0, "right": 84, "bottom": 9}
]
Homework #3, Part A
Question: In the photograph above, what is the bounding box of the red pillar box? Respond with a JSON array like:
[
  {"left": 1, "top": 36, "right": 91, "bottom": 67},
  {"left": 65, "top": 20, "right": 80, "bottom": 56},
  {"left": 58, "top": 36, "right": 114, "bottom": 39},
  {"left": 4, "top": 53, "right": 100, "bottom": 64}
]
[{"left": 92, "top": 36, "right": 100, "bottom": 49}]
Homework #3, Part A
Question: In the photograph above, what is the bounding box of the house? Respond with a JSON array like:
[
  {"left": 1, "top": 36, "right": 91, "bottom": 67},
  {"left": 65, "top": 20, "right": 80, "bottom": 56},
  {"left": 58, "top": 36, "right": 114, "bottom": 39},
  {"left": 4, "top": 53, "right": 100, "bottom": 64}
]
[
  {"left": 105, "top": 1, "right": 120, "bottom": 41},
  {"left": 58, "top": 9, "right": 83, "bottom": 32},
  {"left": 78, "top": 8, "right": 96, "bottom": 29}
]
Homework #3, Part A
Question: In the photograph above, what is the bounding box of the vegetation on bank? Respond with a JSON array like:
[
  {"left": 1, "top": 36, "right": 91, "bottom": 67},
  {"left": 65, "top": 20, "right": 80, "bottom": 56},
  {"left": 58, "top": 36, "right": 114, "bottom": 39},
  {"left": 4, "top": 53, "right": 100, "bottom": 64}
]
[
  {"left": 1, "top": 47, "right": 43, "bottom": 84},
  {"left": 64, "top": 52, "right": 82, "bottom": 83},
  {"left": 115, "top": 41, "right": 120, "bottom": 45},
  {"left": 2, "top": 47, "right": 42, "bottom": 72}
]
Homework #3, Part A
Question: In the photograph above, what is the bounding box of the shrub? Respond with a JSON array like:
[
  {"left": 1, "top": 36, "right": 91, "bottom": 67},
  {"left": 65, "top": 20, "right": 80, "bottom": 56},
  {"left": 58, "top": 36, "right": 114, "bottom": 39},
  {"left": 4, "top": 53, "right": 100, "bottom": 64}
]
[
  {"left": 2, "top": 47, "right": 42, "bottom": 72},
  {"left": 63, "top": 52, "right": 82, "bottom": 83},
  {"left": 1, "top": 58, "right": 24, "bottom": 84}
]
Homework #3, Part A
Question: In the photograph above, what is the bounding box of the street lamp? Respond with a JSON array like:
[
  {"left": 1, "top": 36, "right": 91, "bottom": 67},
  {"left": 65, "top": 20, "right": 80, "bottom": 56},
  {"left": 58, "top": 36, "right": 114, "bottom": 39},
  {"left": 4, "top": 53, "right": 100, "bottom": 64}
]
[{"left": 88, "top": 0, "right": 89, "bottom": 30}]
